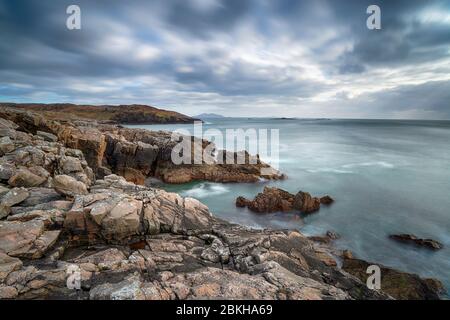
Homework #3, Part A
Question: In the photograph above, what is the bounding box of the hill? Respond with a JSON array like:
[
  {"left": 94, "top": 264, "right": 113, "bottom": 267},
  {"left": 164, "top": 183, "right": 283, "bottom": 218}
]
[
  {"left": 0, "top": 103, "right": 198, "bottom": 124},
  {"left": 195, "top": 113, "right": 225, "bottom": 119}
]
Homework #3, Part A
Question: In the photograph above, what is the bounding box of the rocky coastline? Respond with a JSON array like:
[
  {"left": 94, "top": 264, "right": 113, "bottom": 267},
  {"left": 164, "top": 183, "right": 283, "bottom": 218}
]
[{"left": 0, "top": 107, "right": 445, "bottom": 300}]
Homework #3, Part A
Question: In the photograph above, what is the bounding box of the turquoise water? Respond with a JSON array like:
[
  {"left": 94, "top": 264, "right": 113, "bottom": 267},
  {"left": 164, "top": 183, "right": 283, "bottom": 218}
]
[{"left": 127, "top": 118, "right": 450, "bottom": 294}]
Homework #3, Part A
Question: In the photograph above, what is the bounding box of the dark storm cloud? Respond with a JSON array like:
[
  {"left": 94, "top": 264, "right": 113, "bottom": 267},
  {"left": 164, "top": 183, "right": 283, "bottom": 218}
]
[{"left": 0, "top": 0, "right": 449, "bottom": 118}]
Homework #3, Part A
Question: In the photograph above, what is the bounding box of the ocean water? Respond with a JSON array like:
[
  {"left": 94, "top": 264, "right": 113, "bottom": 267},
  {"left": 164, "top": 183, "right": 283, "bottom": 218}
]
[{"left": 127, "top": 118, "right": 450, "bottom": 295}]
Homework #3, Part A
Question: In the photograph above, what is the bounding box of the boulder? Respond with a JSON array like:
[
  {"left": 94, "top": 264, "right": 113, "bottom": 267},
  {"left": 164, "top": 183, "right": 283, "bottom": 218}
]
[
  {"left": 36, "top": 130, "right": 57, "bottom": 142},
  {"left": 101, "top": 198, "right": 142, "bottom": 240},
  {"left": 0, "top": 219, "right": 45, "bottom": 258},
  {"left": 0, "top": 137, "right": 15, "bottom": 155},
  {"left": 8, "top": 168, "right": 46, "bottom": 188},
  {"left": 53, "top": 175, "right": 88, "bottom": 197},
  {"left": 389, "top": 234, "right": 443, "bottom": 250},
  {"left": 0, "top": 187, "right": 29, "bottom": 219},
  {"left": 0, "top": 163, "right": 16, "bottom": 180},
  {"left": 58, "top": 156, "right": 83, "bottom": 174}
]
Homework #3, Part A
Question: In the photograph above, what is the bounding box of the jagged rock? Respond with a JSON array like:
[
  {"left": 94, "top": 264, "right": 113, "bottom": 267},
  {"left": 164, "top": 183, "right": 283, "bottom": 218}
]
[
  {"left": 235, "top": 187, "right": 294, "bottom": 213},
  {"left": 389, "top": 234, "right": 443, "bottom": 250},
  {"left": 36, "top": 131, "right": 57, "bottom": 142},
  {"left": 236, "top": 187, "right": 325, "bottom": 214},
  {"left": 342, "top": 257, "right": 445, "bottom": 300},
  {"left": 8, "top": 168, "right": 46, "bottom": 188},
  {"left": 0, "top": 252, "right": 23, "bottom": 281},
  {"left": 293, "top": 191, "right": 321, "bottom": 214},
  {"left": 53, "top": 175, "right": 88, "bottom": 197},
  {"left": 0, "top": 187, "right": 29, "bottom": 219}
]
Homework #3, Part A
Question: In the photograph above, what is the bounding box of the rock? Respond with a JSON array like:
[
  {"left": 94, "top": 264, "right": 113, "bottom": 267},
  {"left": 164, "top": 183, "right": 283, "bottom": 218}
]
[
  {"left": 389, "top": 234, "right": 443, "bottom": 250},
  {"left": 0, "top": 187, "right": 29, "bottom": 219},
  {"left": 8, "top": 168, "right": 46, "bottom": 188},
  {"left": 0, "top": 252, "right": 23, "bottom": 281},
  {"left": 236, "top": 187, "right": 326, "bottom": 215},
  {"left": 59, "top": 156, "right": 83, "bottom": 174},
  {"left": 18, "top": 187, "right": 62, "bottom": 207},
  {"left": 0, "top": 219, "right": 44, "bottom": 258},
  {"left": 53, "top": 175, "right": 88, "bottom": 197},
  {"left": 342, "top": 257, "right": 444, "bottom": 300},
  {"left": 235, "top": 187, "right": 294, "bottom": 213},
  {"left": 77, "top": 248, "right": 127, "bottom": 270},
  {"left": 101, "top": 198, "right": 142, "bottom": 240},
  {"left": 235, "top": 196, "right": 249, "bottom": 208},
  {"left": 0, "top": 137, "right": 15, "bottom": 155},
  {"left": 293, "top": 191, "right": 321, "bottom": 214},
  {"left": 36, "top": 130, "right": 57, "bottom": 142},
  {"left": 326, "top": 230, "right": 340, "bottom": 240},
  {"left": 90, "top": 275, "right": 146, "bottom": 300},
  {"left": 0, "top": 285, "right": 18, "bottom": 299},
  {"left": 342, "top": 249, "right": 353, "bottom": 259},
  {"left": 0, "top": 163, "right": 16, "bottom": 180},
  {"left": 0, "top": 185, "right": 9, "bottom": 195},
  {"left": 320, "top": 195, "right": 334, "bottom": 205}
]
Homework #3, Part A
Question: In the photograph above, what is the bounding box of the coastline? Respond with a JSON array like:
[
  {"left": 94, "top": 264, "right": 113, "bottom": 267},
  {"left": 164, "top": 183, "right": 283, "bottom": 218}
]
[{"left": 0, "top": 107, "right": 446, "bottom": 300}]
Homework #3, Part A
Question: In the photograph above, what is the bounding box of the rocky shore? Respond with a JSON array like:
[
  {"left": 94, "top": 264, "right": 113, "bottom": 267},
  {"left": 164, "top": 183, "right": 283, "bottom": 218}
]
[{"left": 0, "top": 108, "right": 445, "bottom": 300}]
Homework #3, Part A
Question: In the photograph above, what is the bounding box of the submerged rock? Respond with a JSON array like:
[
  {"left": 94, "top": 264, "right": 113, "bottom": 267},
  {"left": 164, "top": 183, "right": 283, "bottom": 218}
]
[{"left": 389, "top": 234, "right": 443, "bottom": 250}]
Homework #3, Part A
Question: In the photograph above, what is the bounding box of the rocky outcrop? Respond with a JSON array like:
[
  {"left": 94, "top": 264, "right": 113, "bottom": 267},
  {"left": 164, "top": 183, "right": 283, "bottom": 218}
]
[
  {"left": 389, "top": 234, "right": 443, "bottom": 250},
  {"left": 342, "top": 257, "right": 445, "bottom": 300},
  {"left": 236, "top": 187, "right": 330, "bottom": 214},
  {"left": 0, "top": 107, "right": 284, "bottom": 185}
]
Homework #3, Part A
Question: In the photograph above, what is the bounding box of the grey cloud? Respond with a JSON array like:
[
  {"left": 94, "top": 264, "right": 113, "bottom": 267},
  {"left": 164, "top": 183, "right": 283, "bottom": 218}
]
[{"left": 0, "top": 0, "right": 449, "bottom": 118}]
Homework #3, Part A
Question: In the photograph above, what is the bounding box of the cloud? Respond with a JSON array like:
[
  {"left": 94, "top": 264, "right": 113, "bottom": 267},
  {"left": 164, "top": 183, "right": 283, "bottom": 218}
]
[{"left": 0, "top": 0, "right": 449, "bottom": 118}]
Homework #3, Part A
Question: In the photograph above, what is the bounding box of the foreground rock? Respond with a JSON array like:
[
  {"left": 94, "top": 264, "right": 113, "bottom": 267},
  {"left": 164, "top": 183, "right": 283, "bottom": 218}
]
[
  {"left": 236, "top": 187, "right": 333, "bottom": 214},
  {"left": 389, "top": 234, "right": 443, "bottom": 250}
]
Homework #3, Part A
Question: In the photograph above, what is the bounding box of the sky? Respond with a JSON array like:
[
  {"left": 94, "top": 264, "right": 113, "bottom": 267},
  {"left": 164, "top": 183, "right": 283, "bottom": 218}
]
[{"left": 0, "top": 0, "right": 449, "bottom": 119}]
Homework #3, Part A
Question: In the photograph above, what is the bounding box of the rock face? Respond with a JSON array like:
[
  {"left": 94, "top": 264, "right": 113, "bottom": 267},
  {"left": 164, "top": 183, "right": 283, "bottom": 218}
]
[
  {"left": 0, "top": 107, "right": 284, "bottom": 185},
  {"left": 389, "top": 234, "right": 443, "bottom": 250},
  {"left": 0, "top": 110, "right": 445, "bottom": 301},
  {"left": 236, "top": 187, "right": 329, "bottom": 214}
]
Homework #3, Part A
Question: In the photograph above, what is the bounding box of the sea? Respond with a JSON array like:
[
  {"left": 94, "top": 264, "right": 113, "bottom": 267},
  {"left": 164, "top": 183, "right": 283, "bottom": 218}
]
[{"left": 126, "top": 118, "right": 450, "bottom": 295}]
